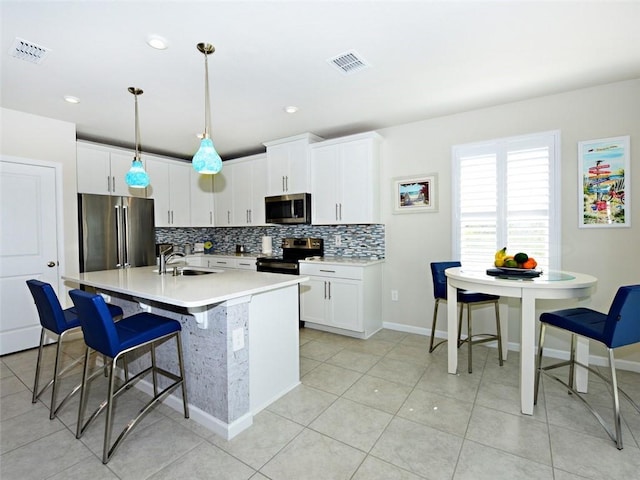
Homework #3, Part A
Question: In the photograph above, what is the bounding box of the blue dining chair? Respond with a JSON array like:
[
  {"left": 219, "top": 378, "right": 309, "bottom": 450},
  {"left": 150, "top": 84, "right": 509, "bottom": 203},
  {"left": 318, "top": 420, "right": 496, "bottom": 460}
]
[
  {"left": 26, "top": 279, "right": 123, "bottom": 419},
  {"left": 535, "top": 284, "right": 640, "bottom": 449},
  {"left": 69, "top": 288, "right": 189, "bottom": 464},
  {"left": 429, "top": 262, "right": 504, "bottom": 373}
]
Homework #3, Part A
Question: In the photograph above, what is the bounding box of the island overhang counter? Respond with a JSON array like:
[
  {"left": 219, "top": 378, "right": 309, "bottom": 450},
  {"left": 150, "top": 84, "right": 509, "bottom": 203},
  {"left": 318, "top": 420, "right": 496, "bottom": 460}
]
[{"left": 63, "top": 266, "right": 308, "bottom": 439}]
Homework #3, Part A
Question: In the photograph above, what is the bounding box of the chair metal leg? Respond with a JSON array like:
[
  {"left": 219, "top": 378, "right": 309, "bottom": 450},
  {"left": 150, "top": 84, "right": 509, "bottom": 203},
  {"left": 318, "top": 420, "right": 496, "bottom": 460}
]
[
  {"left": 103, "top": 356, "right": 118, "bottom": 463},
  {"left": 457, "top": 304, "right": 464, "bottom": 347},
  {"left": 534, "top": 323, "right": 546, "bottom": 405},
  {"left": 429, "top": 299, "right": 444, "bottom": 352},
  {"left": 467, "top": 304, "right": 473, "bottom": 373},
  {"left": 568, "top": 334, "right": 576, "bottom": 392},
  {"left": 608, "top": 348, "right": 623, "bottom": 450},
  {"left": 151, "top": 343, "right": 158, "bottom": 396},
  {"left": 494, "top": 301, "right": 504, "bottom": 366},
  {"left": 76, "top": 346, "right": 92, "bottom": 439},
  {"left": 32, "top": 328, "right": 46, "bottom": 404},
  {"left": 49, "top": 332, "right": 65, "bottom": 419},
  {"left": 176, "top": 332, "right": 190, "bottom": 419}
]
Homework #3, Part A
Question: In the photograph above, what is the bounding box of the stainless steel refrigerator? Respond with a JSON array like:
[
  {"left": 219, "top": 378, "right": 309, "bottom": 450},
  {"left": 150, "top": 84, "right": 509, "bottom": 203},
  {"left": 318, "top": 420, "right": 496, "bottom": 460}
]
[{"left": 78, "top": 194, "right": 156, "bottom": 272}]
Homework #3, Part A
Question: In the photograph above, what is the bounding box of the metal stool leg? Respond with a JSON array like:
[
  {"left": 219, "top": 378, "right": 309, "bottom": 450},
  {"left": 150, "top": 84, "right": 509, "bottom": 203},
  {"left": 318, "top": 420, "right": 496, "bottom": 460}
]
[
  {"left": 609, "top": 348, "right": 623, "bottom": 449},
  {"left": 429, "top": 299, "right": 442, "bottom": 352},
  {"left": 494, "top": 301, "right": 504, "bottom": 366},
  {"left": 32, "top": 328, "right": 46, "bottom": 404},
  {"left": 176, "top": 332, "right": 189, "bottom": 419},
  {"left": 534, "top": 323, "right": 546, "bottom": 405},
  {"left": 467, "top": 304, "right": 473, "bottom": 374}
]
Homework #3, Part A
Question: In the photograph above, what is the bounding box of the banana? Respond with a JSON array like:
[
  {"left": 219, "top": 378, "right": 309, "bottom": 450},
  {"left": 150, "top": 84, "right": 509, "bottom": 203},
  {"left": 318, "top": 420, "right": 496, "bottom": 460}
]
[{"left": 494, "top": 247, "right": 507, "bottom": 267}]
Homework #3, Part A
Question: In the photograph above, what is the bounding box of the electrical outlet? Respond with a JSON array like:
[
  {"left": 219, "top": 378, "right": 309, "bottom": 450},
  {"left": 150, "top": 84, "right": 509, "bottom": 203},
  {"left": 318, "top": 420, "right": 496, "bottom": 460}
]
[
  {"left": 232, "top": 328, "right": 244, "bottom": 351},
  {"left": 391, "top": 290, "right": 399, "bottom": 301},
  {"left": 335, "top": 234, "right": 342, "bottom": 246}
]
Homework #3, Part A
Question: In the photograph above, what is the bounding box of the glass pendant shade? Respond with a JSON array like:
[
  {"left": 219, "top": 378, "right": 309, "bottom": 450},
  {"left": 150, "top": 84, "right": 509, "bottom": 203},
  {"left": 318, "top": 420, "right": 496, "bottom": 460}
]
[
  {"left": 126, "top": 158, "right": 150, "bottom": 188},
  {"left": 193, "top": 42, "right": 222, "bottom": 175},
  {"left": 125, "top": 87, "right": 150, "bottom": 188},
  {"left": 192, "top": 137, "right": 222, "bottom": 174}
]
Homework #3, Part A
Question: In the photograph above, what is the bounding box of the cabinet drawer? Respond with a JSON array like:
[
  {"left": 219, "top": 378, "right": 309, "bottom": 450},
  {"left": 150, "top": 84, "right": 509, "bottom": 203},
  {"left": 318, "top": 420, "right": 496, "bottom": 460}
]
[
  {"left": 299, "top": 263, "right": 363, "bottom": 280},
  {"left": 235, "top": 258, "right": 257, "bottom": 270},
  {"left": 208, "top": 257, "right": 235, "bottom": 268}
]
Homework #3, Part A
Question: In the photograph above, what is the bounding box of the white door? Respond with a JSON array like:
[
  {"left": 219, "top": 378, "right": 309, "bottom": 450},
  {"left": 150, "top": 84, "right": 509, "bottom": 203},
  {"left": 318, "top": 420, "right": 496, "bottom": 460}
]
[{"left": 0, "top": 159, "right": 60, "bottom": 354}]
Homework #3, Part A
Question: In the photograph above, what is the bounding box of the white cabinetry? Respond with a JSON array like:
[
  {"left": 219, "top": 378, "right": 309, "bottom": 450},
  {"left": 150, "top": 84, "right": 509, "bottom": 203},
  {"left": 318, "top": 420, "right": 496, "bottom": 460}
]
[
  {"left": 191, "top": 169, "right": 215, "bottom": 226},
  {"left": 146, "top": 156, "right": 191, "bottom": 227},
  {"left": 187, "top": 255, "right": 257, "bottom": 271},
  {"left": 263, "top": 133, "right": 323, "bottom": 195},
  {"left": 232, "top": 154, "right": 267, "bottom": 226},
  {"left": 77, "top": 143, "right": 146, "bottom": 197},
  {"left": 213, "top": 154, "right": 267, "bottom": 226},
  {"left": 310, "top": 132, "right": 382, "bottom": 224},
  {"left": 299, "top": 261, "right": 382, "bottom": 338}
]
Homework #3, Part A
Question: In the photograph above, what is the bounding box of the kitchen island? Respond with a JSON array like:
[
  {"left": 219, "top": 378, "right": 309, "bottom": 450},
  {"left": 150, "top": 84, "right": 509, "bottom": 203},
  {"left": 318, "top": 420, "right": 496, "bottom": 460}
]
[{"left": 63, "top": 266, "right": 307, "bottom": 439}]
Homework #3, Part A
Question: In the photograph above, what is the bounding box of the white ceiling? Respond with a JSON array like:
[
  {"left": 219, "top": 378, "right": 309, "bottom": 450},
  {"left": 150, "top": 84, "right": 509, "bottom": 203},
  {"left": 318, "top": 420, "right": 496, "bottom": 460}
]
[{"left": 2, "top": 1, "right": 639, "bottom": 160}]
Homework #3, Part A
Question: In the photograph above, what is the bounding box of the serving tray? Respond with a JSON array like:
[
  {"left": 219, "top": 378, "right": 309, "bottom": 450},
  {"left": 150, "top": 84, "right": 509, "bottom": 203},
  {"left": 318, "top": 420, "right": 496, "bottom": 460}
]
[{"left": 486, "top": 267, "right": 542, "bottom": 278}]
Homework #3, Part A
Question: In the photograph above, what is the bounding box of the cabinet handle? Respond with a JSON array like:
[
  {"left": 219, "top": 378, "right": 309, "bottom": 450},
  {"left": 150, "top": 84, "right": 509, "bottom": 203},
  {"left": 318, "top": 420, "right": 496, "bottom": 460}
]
[
  {"left": 319, "top": 269, "right": 336, "bottom": 273},
  {"left": 107, "top": 176, "right": 110, "bottom": 192},
  {"left": 328, "top": 281, "right": 331, "bottom": 300},
  {"left": 335, "top": 204, "right": 339, "bottom": 221},
  {"left": 285, "top": 176, "right": 289, "bottom": 192},
  {"left": 112, "top": 176, "right": 116, "bottom": 192},
  {"left": 323, "top": 281, "right": 327, "bottom": 299},
  {"left": 171, "top": 211, "right": 174, "bottom": 224},
  {"left": 339, "top": 203, "right": 342, "bottom": 220},
  {"left": 282, "top": 176, "right": 285, "bottom": 192},
  {"left": 227, "top": 211, "right": 230, "bottom": 224},
  {"left": 209, "top": 211, "right": 213, "bottom": 224},
  {"left": 167, "top": 210, "right": 171, "bottom": 224}
]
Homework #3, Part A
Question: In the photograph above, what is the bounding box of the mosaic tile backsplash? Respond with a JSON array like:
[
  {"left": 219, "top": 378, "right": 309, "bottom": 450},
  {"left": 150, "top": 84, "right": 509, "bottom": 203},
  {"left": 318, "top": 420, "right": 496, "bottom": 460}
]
[{"left": 156, "top": 224, "right": 385, "bottom": 258}]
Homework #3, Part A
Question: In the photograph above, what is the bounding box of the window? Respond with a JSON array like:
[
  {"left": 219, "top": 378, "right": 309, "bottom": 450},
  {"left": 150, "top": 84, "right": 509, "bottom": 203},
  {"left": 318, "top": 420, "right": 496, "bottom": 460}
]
[{"left": 452, "top": 131, "right": 560, "bottom": 272}]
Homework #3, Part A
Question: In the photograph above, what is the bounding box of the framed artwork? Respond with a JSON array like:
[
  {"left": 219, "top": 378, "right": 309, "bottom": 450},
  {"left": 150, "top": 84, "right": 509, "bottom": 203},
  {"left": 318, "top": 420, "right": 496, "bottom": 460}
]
[
  {"left": 392, "top": 173, "right": 438, "bottom": 214},
  {"left": 578, "top": 135, "right": 630, "bottom": 228}
]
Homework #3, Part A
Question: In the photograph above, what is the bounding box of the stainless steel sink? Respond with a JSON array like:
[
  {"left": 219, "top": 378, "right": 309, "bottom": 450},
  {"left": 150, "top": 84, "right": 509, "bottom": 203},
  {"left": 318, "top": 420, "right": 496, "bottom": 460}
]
[{"left": 179, "top": 268, "right": 217, "bottom": 276}]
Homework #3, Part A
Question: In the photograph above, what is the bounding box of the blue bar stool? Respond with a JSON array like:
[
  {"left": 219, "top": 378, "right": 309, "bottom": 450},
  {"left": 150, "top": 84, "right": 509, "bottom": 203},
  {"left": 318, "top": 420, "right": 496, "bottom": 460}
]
[
  {"left": 429, "top": 261, "right": 504, "bottom": 373},
  {"left": 535, "top": 284, "right": 640, "bottom": 449},
  {"left": 69, "top": 289, "right": 189, "bottom": 464},
  {"left": 26, "top": 279, "right": 123, "bottom": 420}
]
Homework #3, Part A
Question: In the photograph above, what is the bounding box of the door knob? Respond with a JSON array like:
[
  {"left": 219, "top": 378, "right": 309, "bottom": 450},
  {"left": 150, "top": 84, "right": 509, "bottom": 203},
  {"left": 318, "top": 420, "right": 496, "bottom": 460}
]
[{"left": 47, "top": 261, "right": 57, "bottom": 267}]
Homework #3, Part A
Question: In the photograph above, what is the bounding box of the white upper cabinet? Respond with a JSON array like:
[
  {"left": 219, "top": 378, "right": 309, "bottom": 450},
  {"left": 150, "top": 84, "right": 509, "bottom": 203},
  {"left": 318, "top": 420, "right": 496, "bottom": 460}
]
[
  {"left": 310, "top": 132, "right": 382, "bottom": 225},
  {"left": 214, "top": 154, "right": 267, "bottom": 227},
  {"left": 263, "top": 133, "right": 323, "bottom": 195},
  {"left": 77, "top": 143, "right": 146, "bottom": 197},
  {"left": 146, "top": 156, "right": 191, "bottom": 227},
  {"left": 213, "top": 162, "right": 234, "bottom": 226},
  {"left": 232, "top": 154, "right": 267, "bottom": 226},
  {"left": 190, "top": 168, "right": 215, "bottom": 227}
]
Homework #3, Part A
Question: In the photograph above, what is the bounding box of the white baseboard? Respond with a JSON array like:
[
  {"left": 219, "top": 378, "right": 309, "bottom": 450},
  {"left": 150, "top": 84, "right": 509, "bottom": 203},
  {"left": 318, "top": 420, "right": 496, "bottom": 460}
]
[{"left": 382, "top": 321, "right": 640, "bottom": 373}]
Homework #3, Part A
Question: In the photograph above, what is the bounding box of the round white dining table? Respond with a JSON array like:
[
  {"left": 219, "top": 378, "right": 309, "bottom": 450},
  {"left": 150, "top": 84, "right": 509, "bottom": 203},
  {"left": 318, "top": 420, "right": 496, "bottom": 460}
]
[{"left": 445, "top": 267, "right": 597, "bottom": 415}]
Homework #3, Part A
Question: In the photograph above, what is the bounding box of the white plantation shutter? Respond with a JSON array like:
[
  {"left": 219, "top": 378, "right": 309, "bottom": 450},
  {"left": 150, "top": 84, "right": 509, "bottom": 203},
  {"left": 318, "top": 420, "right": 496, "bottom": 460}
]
[{"left": 452, "top": 131, "right": 560, "bottom": 272}]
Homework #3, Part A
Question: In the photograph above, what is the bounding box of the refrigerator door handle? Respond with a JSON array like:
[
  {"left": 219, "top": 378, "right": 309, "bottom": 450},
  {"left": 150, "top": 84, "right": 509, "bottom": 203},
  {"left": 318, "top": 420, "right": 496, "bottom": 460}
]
[
  {"left": 115, "top": 204, "right": 123, "bottom": 268},
  {"left": 122, "top": 205, "right": 130, "bottom": 267}
]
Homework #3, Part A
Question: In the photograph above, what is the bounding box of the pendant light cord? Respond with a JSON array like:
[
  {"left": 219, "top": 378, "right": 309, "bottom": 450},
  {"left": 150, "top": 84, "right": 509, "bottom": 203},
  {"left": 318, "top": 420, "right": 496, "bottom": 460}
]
[
  {"left": 134, "top": 92, "right": 141, "bottom": 160},
  {"left": 204, "top": 52, "right": 211, "bottom": 139}
]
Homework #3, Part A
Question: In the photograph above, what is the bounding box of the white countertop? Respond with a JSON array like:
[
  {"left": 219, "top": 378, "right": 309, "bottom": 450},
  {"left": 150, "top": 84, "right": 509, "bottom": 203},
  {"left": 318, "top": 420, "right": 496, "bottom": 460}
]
[
  {"left": 63, "top": 266, "right": 307, "bottom": 309},
  {"left": 299, "top": 256, "right": 385, "bottom": 267}
]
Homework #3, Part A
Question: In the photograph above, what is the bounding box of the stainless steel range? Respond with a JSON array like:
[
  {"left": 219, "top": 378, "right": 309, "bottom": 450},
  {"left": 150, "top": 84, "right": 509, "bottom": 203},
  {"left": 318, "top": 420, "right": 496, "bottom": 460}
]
[{"left": 256, "top": 237, "right": 323, "bottom": 275}]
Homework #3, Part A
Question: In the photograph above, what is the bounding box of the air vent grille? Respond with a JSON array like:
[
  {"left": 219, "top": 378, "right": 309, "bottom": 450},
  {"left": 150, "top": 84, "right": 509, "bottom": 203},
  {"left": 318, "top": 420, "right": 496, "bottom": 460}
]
[
  {"left": 327, "top": 50, "right": 370, "bottom": 75},
  {"left": 8, "top": 37, "right": 51, "bottom": 64}
]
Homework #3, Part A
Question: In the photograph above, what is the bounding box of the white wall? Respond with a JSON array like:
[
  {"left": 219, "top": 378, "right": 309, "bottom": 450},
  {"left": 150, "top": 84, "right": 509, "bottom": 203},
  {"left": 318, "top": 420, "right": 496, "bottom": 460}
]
[
  {"left": 0, "top": 107, "right": 79, "bottom": 285},
  {"left": 379, "top": 79, "right": 640, "bottom": 365}
]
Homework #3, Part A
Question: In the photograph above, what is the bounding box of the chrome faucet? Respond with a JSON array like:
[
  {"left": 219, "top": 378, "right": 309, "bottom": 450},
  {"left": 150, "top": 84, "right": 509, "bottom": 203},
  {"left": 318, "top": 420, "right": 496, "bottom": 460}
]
[{"left": 159, "top": 247, "right": 185, "bottom": 275}]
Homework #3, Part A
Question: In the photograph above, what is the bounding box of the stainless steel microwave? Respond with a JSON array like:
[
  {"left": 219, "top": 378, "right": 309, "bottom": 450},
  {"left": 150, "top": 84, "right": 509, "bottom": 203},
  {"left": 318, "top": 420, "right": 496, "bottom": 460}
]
[{"left": 265, "top": 193, "right": 311, "bottom": 224}]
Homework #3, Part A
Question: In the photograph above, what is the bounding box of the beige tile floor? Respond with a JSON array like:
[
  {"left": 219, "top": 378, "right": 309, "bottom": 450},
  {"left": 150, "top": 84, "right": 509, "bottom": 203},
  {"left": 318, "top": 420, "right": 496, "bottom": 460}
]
[{"left": 1, "top": 327, "right": 640, "bottom": 479}]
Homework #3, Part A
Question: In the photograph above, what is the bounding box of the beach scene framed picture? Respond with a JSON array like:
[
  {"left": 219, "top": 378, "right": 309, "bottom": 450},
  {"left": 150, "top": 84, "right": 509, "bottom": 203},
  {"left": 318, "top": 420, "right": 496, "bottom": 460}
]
[
  {"left": 578, "top": 135, "right": 630, "bottom": 228},
  {"left": 392, "top": 173, "right": 438, "bottom": 214}
]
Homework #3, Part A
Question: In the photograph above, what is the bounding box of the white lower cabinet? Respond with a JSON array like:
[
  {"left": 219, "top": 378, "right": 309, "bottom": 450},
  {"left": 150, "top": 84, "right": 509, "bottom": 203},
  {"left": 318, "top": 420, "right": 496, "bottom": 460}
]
[
  {"left": 299, "top": 261, "right": 382, "bottom": 338},
  {"left": 187, "top": 255, "right": 257, "bottom": 271}
]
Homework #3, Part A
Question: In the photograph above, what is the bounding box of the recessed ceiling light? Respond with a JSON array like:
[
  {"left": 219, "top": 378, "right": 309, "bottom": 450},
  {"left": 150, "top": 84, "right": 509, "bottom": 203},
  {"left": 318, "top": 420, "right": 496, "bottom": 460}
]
[
  {"left": 63, "top": 95, "right": 80, "bottom": 104},
  {"left": 147, "top": 35, "right": 168, "bottom": 50},
  {"left": 284, "top": 106, "right": 299, "bottom": 114}
]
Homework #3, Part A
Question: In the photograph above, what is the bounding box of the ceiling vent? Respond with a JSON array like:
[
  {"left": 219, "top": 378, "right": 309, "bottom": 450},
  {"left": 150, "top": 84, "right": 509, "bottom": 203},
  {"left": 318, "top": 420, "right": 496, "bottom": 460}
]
[
  {"left": 327, "top": 50, "right": 370, "bottom": 75},
  {"left": 8, "top": 37, "right": 51, "bottom": 64}
]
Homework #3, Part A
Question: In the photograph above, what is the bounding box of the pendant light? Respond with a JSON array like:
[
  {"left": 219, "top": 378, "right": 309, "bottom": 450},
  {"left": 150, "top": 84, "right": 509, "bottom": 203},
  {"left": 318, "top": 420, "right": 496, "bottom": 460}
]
[
  {"left": 125, "top": 87, "right": 150, "bottom": 188},
  {"left": 192, "top": 42, "right": 222, "bottom": 174}
]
